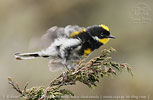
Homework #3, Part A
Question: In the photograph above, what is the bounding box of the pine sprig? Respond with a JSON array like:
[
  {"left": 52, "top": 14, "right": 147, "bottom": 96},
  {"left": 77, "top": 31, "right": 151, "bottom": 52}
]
[{"left": 8, "top": 48, "right": 133, "bottom": 100}]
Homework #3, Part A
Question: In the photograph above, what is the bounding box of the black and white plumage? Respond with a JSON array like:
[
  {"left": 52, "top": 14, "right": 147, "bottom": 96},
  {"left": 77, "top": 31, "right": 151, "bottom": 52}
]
[{"left": 15, "top": 24, "right": 115, "bottom": 71}]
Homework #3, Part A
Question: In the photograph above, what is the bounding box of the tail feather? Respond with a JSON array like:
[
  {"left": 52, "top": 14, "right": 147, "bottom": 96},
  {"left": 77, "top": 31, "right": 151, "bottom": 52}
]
[{"left": 15, "top": 52, "right": 40, "bottom": 60}]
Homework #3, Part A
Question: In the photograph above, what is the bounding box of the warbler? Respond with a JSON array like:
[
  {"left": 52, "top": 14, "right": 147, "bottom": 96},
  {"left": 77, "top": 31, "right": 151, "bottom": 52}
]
[{"left": 15, "top": 24, "right": 115, "bottom": 71}]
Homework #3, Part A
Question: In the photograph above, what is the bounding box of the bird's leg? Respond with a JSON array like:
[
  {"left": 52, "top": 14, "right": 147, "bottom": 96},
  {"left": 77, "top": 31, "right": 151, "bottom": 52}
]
[
  {"left": 64, "top": 64, "right": 70, "bottom": 71},
  {"left": 60, "top": 68, "right": 68, "bottom": 85}
]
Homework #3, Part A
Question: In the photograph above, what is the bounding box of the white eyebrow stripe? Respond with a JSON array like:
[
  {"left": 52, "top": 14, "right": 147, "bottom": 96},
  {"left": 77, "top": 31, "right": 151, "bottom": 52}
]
[{"left": 93, "top": 36, "right": 100, "bottom": 41}]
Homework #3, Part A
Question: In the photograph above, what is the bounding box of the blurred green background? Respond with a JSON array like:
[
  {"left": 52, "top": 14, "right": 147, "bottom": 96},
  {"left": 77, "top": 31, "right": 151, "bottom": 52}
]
[{"left": 0, "top": 0, "right": 153, "bottom": 100}]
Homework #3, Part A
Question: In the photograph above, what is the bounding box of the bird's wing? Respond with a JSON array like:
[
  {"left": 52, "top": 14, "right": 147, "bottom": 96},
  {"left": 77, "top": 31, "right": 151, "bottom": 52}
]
[
  {"left": 41, "top": 26, "right": 65, "bottom": 48},
  {"left": 40, "top": 25, "right": 84, "bottom": 48},
  {"left": 64, "top": 25, "right": 85, "bottom": 37}
]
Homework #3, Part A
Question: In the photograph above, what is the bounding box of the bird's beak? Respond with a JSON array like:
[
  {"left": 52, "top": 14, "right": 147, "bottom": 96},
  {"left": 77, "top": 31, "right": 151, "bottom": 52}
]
[{"left": 105, "top": 35, "right": 115, "bottom": 39}]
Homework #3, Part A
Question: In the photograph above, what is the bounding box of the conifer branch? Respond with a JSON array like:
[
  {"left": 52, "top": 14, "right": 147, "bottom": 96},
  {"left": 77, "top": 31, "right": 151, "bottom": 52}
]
[{"left": 8, "top": 48, "right": 133, "bottom": 100}]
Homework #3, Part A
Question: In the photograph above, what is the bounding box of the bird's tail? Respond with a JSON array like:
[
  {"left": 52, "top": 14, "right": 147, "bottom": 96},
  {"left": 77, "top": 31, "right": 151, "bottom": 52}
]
[{"left": 15, "top": 52, "right": 42, "bottom": 60}]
